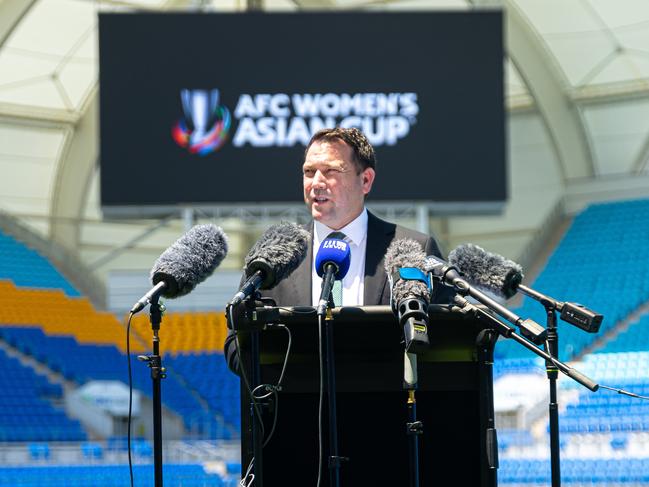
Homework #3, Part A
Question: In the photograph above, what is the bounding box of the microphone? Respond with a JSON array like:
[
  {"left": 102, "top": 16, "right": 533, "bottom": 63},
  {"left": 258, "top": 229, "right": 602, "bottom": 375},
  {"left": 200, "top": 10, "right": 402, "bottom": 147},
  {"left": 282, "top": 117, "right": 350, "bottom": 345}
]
[
  {"left": 131, "top": 224, "right": 228, "bottom": 313},
  {"left": 448, "top": 243, "right": 523, "bottom": 299},
  {"left": 448, "top": 244, "right": 602, "bottom": 333},
  {"left": 315, "top": 232, "right": 351, "bottom": 316},
  {"left": 384, "top": 239, "right": 431, "bottom": 354},
  {"left": 423, "top": 254, "right": 548, "bottom": 344},
  {"left": 230, "top": 222, "right": 309, "bottom": 306}
]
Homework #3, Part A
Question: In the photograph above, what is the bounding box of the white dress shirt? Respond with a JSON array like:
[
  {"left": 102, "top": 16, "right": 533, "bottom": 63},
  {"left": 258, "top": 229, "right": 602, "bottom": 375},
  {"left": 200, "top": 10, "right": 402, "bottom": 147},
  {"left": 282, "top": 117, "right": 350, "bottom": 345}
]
[{"left": 311, "top": 208, "right": 368, "bottom": 307}]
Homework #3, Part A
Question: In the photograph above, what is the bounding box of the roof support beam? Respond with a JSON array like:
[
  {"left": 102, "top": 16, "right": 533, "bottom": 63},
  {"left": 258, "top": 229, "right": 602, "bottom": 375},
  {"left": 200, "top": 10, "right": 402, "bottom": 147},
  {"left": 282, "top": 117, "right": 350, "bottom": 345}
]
[
  {"left": 291, "top": 0, "right": 338, "bottom": 8},
  {"left": 505, "top": 0, "right": 595, "bottom": 180},
  {"left": 50, "top": 91, "right": 98, "bottom": 251},
  {"left": 632, "top": 132, "right": 649, "bottom": 174}
]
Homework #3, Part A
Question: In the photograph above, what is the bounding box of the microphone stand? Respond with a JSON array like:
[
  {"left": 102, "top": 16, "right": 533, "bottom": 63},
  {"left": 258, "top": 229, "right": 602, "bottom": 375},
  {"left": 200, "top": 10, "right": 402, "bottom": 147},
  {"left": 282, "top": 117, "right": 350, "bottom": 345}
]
[
  {"left": 475, "top": 326, "right": 499, "bottom": 487},
  {"left": 517, "top": 286, "right": 563, "bottom": 487},
  {"left": 403, "top": 352, "right": 422, "bottom": 487},
  {"left": 453, "top": 296, "right": 600, "bottom": 487},
  {"left": 397, "top": 297, "right": 429, "bottom": 487},
  {"left": 512, "top": 284, "right": 601, "bottom": 487},
  {"left": 544, "top": 305, "right": 561, "bottom": 487},
  {"left": 137, "top": 296, "right": 166, "bottom": 487},
  {"left": 321, "top": 290, "right": 345, "bottom": 487},
  {"left": 248, "top": 295, "right": 265, "bottom": 487}
]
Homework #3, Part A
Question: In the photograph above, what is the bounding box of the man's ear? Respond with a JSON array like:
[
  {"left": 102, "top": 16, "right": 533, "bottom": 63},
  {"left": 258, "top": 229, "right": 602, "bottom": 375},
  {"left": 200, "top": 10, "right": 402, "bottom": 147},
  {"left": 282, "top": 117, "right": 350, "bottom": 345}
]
[{"left": 362, "top": 168, "right": 376, "bottom": 195}]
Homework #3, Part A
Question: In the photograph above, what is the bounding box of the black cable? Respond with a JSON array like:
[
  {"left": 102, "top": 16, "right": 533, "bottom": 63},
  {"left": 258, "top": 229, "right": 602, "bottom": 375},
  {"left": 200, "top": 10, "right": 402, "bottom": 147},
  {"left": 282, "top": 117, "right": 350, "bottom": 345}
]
[
  {"left": 229, "top": 306, "right": 266, "bottom": 438},
  {"left": 597, "top": 384, "right": 649, "bottom": 400},
  {"left": 317, "top": 313, "right": 324, "bottom": 487},
  {"left": 126, "top": 311, "right": 135, "bottom": 487},
  {"left": 543, "top": 340, "right": 649, "bottom": 400},
  {"left": 230, "top": 304, "right": 298, "bottom": 485},
  {"left": 239, "top": 458, "right": 255, "bottom": 487},
  {"left": 252, "top": 323, "right": 291, "bottom": 448},
  {"left": 230, "top": 320, "right": 264, "bottom": 486},
  {"left": 264, "top": 323, "right": 292, "bottom": 390}
]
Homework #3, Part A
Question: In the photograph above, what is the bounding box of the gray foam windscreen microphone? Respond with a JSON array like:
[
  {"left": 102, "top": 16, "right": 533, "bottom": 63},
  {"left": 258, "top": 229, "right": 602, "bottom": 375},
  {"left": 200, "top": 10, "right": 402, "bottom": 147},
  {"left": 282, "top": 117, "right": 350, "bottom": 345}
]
[
  {"left": 150, "top": 224, "right": 228, "bottom": 298},
  {"left": 385, "top": 238, "right": 432, "bottom": 354},
  {"left": 384, "top": 238, "right": 430, "bottom": 306},
  {"left": 448, "top": 243, "right": 523, "bottom": 300},
  {"left": 244, "top": 222, "right": 310, "bottom": 289}
]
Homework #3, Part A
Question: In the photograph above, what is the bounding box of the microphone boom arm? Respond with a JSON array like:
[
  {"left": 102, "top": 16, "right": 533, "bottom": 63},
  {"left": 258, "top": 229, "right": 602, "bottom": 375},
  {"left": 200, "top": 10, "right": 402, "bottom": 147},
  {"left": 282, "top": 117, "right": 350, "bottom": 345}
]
[
  {"left": 455, "top": 296, "right": 599, "bottom": 392},
  {"left": 431, "top": 266, "right": 547, "bottom": 344}
]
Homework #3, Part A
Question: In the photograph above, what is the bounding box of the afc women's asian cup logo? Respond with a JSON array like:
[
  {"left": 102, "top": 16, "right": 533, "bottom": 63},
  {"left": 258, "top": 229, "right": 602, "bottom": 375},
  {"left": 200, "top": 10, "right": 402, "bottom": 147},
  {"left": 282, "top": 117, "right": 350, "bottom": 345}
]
[{"left": 172, "top": 89, "right": 231, "bottom": 155}]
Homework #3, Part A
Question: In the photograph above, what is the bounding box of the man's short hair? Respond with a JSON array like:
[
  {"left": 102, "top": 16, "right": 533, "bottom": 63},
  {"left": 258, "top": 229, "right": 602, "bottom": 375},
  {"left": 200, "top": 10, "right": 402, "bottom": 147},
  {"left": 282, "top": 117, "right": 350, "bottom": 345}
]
[{"left": 305, "top": 127, "right": 376, "bottom": 173}]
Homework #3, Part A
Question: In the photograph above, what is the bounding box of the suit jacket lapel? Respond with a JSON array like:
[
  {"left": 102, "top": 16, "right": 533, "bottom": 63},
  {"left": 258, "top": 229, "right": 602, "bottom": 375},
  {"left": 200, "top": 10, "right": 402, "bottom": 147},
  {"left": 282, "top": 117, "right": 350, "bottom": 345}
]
[{"left": 364, "top": 212, "right": 394, "bottom": 305}]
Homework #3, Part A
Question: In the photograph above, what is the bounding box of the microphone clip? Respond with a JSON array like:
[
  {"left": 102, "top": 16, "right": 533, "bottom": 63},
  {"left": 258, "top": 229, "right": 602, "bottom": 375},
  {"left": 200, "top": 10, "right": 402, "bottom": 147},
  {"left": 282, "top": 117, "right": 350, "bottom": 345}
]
[
  {"left": 226, "top": 295, "right": 279, "bottom": 331},
  {"left": 398, "top": 297, "right": 430, "bottom": 354}
]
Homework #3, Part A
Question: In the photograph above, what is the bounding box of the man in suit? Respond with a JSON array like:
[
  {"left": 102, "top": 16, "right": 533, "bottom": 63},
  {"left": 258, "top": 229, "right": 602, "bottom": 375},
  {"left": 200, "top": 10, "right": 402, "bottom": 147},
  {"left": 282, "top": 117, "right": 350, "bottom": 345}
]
[
  {"left": 224, "top": 128, "right": 462, "bottom": 486},
  {"left": 225, "top": 127, "right": 446, "bottom": 369}
]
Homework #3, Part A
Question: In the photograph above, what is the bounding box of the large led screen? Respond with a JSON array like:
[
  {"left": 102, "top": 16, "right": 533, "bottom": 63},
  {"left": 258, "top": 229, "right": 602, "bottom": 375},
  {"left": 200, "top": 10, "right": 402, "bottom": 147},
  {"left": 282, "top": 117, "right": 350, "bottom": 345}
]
[{"left": 99, "top": 12, "right": 505, "bottom": 216}]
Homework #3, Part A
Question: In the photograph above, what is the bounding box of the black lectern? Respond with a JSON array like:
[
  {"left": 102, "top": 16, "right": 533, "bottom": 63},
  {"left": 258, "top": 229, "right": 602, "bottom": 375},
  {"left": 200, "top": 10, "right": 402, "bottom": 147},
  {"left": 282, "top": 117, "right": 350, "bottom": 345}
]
[{"left": 234, "top": 305, "right": 497, "bottom": 487}]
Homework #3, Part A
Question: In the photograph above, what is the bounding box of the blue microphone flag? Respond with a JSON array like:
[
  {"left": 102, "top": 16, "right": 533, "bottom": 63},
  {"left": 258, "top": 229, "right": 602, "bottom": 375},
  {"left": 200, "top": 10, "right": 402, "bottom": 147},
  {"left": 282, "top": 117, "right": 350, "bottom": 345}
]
[{"left": 315, "top": 234, "right": 351, "bottom": 279}]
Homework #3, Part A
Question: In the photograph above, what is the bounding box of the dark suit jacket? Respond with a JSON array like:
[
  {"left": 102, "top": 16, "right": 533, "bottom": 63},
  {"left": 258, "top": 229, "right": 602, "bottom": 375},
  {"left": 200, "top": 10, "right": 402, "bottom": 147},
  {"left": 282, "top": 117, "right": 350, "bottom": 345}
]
[{"left": 224, "top": 211, "right": 447, "bottom": 372}]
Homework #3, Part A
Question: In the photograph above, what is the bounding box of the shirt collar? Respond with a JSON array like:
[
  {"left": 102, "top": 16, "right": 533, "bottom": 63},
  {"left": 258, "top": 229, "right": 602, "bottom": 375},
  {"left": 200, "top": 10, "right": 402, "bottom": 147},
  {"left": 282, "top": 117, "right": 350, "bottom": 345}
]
[{"left": 314, "top": 208, "right": 368, "bottom": 246}]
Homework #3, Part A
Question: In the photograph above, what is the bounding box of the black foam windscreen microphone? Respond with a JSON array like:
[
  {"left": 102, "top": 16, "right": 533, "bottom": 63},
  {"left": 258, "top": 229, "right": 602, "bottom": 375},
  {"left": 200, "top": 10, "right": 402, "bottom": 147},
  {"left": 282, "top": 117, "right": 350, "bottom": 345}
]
[
  {"left": 230, "top": 222, "right": 310, "bottom": 306},
  {"left": 131, "top": 224, "right": 229, "bottom": 313},
  {"left": 384, "top": 238, "right": 431, "bottom": 354},
  {"left": 448, "top": 243, "right": 602, "bottom": 334},
  {"left": 448, "top": 243, "right": 523, "bottom": 300}
]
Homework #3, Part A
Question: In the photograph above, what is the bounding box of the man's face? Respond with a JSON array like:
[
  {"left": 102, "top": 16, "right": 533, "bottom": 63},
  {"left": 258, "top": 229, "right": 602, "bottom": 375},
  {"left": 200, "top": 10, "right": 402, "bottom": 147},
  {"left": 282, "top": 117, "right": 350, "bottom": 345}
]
[{"left": 303, "top": 139, "right": 375, "bottom": 230}]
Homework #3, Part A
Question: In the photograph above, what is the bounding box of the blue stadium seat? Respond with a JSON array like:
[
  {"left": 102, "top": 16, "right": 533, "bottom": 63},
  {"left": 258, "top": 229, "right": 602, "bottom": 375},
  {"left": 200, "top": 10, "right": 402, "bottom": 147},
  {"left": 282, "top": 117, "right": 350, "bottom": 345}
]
[
  {"left": 495, "top": 199, "right": 649, "bottom": 361},
  {"left": 0, "top": 348, "right": 86, "bottom": 442},
  {"left": 165, "top": 352, "right": 241, "bottom": 437},
  {"left": 0, "top": 464, "right": 226, "bottom": 486},
  {"left": 0, "top": 230, "right": 79, "bottom": 296}
]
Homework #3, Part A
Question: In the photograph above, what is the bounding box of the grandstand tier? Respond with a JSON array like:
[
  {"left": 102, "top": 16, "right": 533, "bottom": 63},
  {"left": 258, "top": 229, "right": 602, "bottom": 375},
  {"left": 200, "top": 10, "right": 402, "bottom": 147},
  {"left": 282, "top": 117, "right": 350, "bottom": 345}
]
[
  {"left": 497, "top": 199, "right": 649, "bottom": 361},
  {"left": 0, "top": 232, "right": 79, "bottom": 297}
]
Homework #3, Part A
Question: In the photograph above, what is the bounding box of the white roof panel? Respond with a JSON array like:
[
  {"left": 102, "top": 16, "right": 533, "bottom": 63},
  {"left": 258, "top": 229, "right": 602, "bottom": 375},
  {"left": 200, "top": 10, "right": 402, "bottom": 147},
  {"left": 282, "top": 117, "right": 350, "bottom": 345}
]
[
  {"left": 590, "top": 0, "right": 649, "bottom": 29},
  {"left": 0, "top": 124, "right": 64, "bottom": 158},
  {"left": 544, "top": 33, "right": 616, "bottom": 87},
  {"left": 515, "top": 0, "right": 649, "bottom": 89},
  {"left": 0, "top": 0, "right": 97, "bottom": 114},
  {"left": 616, "top": 27, "right": 649, "bottom": 54},
  {"left": 0, "top": 80, "right": 69, "bottom": 109},
  {"left": 514, "top": 0, "right": 600, "bottom": 35},
  {"left": 0, "top": 50, "right": 59, "bottom": 87},
  {"left": 58, "top": 59, "right": 97, "bottom": 109},
  {"left": 589, "top": 52, "right": 649, "bottom": 85},
  {"left": 7, "top": 0, "right": 96, "bottom": 57},
  {"left": 0, "top": 122, "right": 66, "bottom": 234},
  {"left": 582, "top": 99, "right": 649, "bottom": 175}
]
